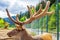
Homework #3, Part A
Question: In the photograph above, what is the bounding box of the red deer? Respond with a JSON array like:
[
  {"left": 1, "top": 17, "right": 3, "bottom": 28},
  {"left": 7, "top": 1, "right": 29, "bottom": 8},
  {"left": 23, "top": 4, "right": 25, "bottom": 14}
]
[{"left": 5, "top": 1, "right": 53, "bottom": 40}]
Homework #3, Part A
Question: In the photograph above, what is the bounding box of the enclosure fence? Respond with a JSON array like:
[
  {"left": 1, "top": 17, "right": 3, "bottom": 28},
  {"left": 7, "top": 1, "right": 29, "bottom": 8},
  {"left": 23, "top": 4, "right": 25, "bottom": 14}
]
[{"left": 25, "top": 0, "right": 60, "bottom": 40}]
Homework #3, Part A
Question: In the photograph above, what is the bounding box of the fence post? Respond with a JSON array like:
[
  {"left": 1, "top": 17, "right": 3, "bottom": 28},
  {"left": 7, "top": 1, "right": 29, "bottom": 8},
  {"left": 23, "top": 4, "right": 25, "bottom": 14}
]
[
  {"left": 46, "top": 15, "right": 48, "bottom": 32},
  {"left": 56, "top": 0, "right": 59, "bottom": 40}
]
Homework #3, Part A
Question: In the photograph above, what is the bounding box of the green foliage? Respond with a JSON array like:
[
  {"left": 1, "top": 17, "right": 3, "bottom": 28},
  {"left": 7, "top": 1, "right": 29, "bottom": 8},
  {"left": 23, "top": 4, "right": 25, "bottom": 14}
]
[
  {"left": 31, "top": 7, "right": 35, "bottom": 14},
  {"left": 0, "top": 18, "right": 4, "bottom": 24},
  {"left": 58, "top": 3, "right": 60, "bottom": 26},
  {"left": 20, "top": 16, "right": 27, "bottom": 22},
  {"left": 0, "top": 18, "right": 10, "bottom": 28},
  {"left": 41, "top": 1, "right": 46, "bottom": 8},
  {"left": 48, "top": 14, "right": 56, "bottom": 30},
  {"left": 24, "top": 11, "right": 30, "bottom": 18},
  {"left": 48, "top": 3, "right": 56, "bottom": 30},
  {"left": 0, "top": 18, "right": 5, "bottom": 28},
  {"left": 48, "top": 3, "right": 60, "bottom": 30},
  {"left": 58, "top": 3, "right": 60, "bottom": 8},
  {"left": 49, "top": 3, "right": 56, "bottom": 11},
  {"left": 36, "top": 3, "right": 40, "bottom": 11}
]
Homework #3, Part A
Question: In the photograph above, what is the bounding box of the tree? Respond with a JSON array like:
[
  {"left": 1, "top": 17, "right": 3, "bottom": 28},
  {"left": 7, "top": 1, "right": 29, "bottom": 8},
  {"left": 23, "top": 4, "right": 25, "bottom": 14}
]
[{"left": 4, "top": 22, "right": 10, "bottom": 29}]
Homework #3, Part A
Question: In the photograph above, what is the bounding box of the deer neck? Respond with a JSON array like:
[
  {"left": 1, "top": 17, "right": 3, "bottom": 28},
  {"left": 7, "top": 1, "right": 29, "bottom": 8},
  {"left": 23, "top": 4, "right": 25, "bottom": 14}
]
[
  {"left": 19, "top": 29, "right": 34, "bottom": 40},
  {"left": 20, "top": 29, "right": 43, "bottom": 40},
  {"left": 18, "top": 29, "right": 42, "bottom": 40}
]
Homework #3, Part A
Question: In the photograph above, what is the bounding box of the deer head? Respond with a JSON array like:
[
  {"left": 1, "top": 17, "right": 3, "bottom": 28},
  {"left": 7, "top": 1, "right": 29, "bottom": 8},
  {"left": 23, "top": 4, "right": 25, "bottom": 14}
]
[{"left": 6, "top": 1, "right": 53, "bottom": 40}]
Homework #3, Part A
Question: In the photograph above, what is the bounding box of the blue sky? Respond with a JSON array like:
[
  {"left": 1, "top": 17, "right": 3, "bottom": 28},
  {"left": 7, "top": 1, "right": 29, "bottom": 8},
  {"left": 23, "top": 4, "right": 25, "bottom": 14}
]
[{"left": 0, "top": 0, "right": 41, "bottom": 18}]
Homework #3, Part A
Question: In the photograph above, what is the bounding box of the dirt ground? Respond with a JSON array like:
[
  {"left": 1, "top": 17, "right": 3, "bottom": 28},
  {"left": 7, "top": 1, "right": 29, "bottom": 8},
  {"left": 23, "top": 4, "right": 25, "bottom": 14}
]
[{"left": 0, "top": 29, "right": 12, "bottom": 39}]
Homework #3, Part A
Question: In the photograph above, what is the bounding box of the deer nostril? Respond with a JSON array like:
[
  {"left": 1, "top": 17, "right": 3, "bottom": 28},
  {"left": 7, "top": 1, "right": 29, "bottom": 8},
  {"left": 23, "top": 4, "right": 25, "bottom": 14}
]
[
  {"left": 7, "top": 33, "right": 11, "bottom": 37},
  {"left": 7, "top": 33, "right": 12, "bottom": 37}
]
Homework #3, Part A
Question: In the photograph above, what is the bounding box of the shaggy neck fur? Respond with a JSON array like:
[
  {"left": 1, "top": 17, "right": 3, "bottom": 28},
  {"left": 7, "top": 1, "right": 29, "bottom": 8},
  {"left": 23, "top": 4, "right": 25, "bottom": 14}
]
[{"left": 12, "top": 29, "right": 42, "bottom": 40}]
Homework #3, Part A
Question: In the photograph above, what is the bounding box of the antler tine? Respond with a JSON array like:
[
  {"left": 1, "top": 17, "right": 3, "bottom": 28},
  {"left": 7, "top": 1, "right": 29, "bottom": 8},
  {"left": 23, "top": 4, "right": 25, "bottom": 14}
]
[
  {"left": 37, "top": 4, "right": 42, "bottom": 14},
  {"left": 6, "top": 9, "right": 22, "bottom": 25},
  {"left": 27, "top": 5, "right": 33, "bottom": 17},
  {"left": 47, "top": 11, "right": 54, "bottom": 15},
  {"left": 6, "top": 9, "right": 17, "bottom": 23},
  {"left": 33, "top": 4, "right": 42, "bottom": 16},
  {"left": 16, "top": 14, "right": 20, "bottom": 21},
  {"left": 35, "top": 1, "right": 50, "bottom": 19}
]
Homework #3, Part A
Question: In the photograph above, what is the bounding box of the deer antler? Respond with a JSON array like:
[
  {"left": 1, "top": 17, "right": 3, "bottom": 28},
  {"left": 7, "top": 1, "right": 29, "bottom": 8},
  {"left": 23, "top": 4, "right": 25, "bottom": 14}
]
[
  {"left": 23, "top": 1, "right": 51, "bottom": 24},
  {"left": 6, "top": 9, "right": 23, "bottom": 25},
  {"left": 6, "top": 1, "right": 52, "bottom": 26}
]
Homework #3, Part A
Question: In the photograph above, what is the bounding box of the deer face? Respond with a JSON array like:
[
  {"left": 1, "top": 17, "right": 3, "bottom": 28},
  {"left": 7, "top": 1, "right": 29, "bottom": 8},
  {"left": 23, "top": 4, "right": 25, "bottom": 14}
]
[
  {"left": 6, "top": 1, "right": 52, "bottom": 37},
  {"left": 7, "top": 27, "right": 26, "bottom": 37}
]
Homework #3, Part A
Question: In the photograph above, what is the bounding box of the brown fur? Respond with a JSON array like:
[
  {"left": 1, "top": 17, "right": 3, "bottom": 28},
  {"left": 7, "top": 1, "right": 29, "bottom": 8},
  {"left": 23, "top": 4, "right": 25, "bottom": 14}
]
[{"left": 40, "top": 33, "right": 52, "bottom": 40}]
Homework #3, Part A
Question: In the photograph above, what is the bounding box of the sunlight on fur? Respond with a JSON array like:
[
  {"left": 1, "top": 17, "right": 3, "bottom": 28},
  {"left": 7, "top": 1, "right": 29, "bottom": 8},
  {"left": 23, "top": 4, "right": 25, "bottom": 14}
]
[{"left": 40, "top": 33, "right": 52, "bottom": 40}]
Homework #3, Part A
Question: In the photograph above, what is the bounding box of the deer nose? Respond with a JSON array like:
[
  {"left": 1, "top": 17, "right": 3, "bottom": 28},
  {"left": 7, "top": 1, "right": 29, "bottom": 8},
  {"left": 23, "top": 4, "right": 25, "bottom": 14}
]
[{"left": 7, "top": 32, "right": 12, "bottom": 37}]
